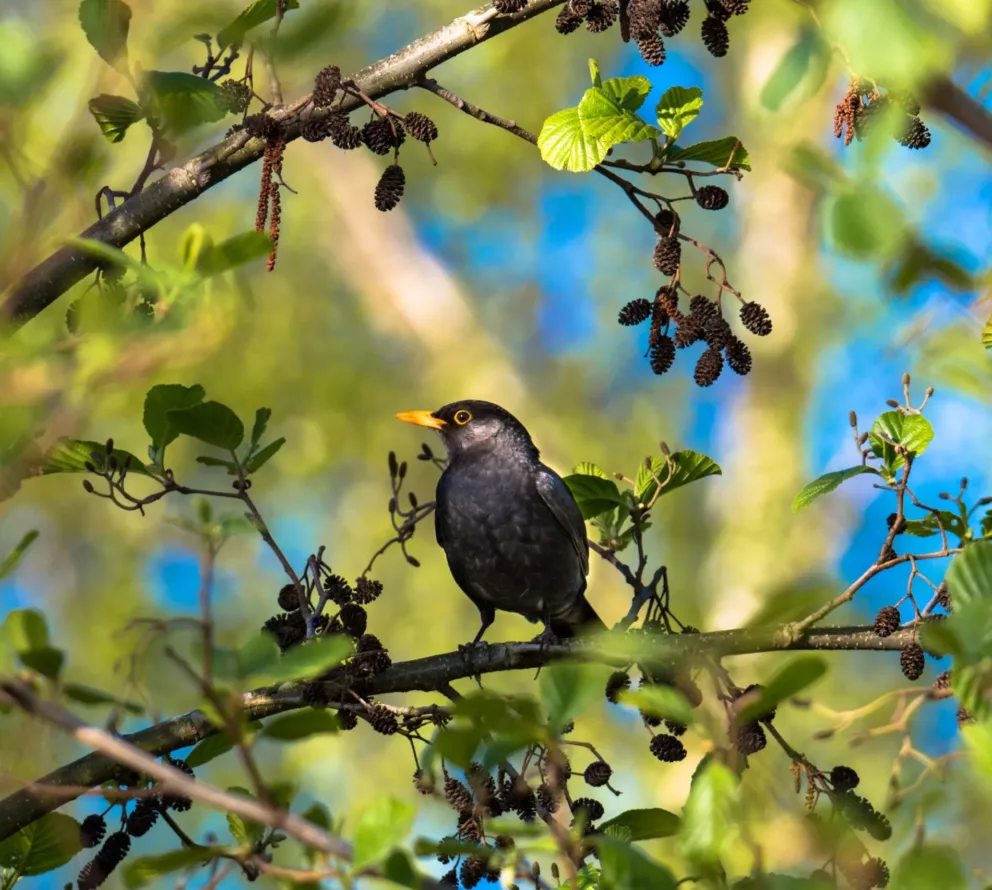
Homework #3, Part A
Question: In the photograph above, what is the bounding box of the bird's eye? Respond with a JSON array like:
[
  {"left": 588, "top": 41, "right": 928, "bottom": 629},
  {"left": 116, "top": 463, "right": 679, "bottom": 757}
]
[{"left": 454, "top": 410, "right": 472, "bottom": 425}]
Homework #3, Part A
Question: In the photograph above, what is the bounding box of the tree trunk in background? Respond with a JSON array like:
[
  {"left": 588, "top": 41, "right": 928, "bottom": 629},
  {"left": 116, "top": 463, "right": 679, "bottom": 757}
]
[{"left": 706, "top": 28, "right": 836, "bottom": 630}]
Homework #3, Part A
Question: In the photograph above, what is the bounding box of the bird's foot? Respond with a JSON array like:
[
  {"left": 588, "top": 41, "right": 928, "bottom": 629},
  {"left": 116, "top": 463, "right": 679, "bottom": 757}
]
[
  {"left": 457, "top": 640, "right": 490, "bottom": 661},
  {"left": 530, "top": 626, "right": 561, "bottom": 648}
]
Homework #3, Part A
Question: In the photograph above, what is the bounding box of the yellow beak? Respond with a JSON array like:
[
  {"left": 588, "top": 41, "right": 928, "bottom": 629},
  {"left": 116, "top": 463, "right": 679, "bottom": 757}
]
[{"left": 395, "top": 409, "right": 446, "bottom": 430}]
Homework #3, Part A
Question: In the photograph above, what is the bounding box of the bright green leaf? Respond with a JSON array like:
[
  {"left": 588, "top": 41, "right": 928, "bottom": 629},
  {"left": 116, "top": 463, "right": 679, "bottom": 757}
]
[
  {"left": 167, "top": 401, "right": 244, "bottom": 451},
  {"left": 563, "top": 473, "right": 625, "bottom": 519},
  {"left": 578, "top": 86, "right": 661, "bottom": 147},
  {"left": 668, "top": 136, "right": 750, "bottom": 170},
  {"left": 143, "top": 71, "right": 226, "bottom": 135},
  {"left": 250, "top": 408, "right": 272, "bottom": 447},
  {"left": 78, "top": 0, "right": 131, "bottom": 68},
  {"left": 792, "top": 465, "right": 880, "bottom": 511},
  {"left": 40, "top": 438, "right": 151, "bottom": 477},
  {"left": 0, "top": 812, "right": 83, "bottom": 876},
  {"left": 868, "top": 411, "right": 934, "bottom": 474},
  {"left": 636, "top": 450, "right": 722, "bottom": 504},
  {"left": 759, "top": 28, "right": 830, "bottom": 111},
  {"left": 599, "top": 807, "right": 681, "bottom": 841},
  {"left": 196, "top": 232, "right": 273, "bottom": 277},
  {"left": 983, "top": 315, "right": 992, "bottom": 351},
  {"left": 601, "top": 75, "right": 653, "bottom": 112},
  {"left": 258, "top": 634, "right": 354, "bottom": 685},
  {"left": 246, "top": 438, "right": 285, "bottom": 474},
  {"left": 217, "top": 0, "right": 301, "bottom": 49},
  {"left": 123, "top": 846, "right": 223, "bottom": 888},
  {"left": 352, "top": 796, "right": 416, "bottom": 871},
  {"left": 539, "top": 662, "right": 607, "bottom": 732},
  {"left": 947, "top": 541, "right": 992, "bottom": 610},
  {"left": 891, "top": 845, "right": 966, "bottom": 890},
  {"left": 655, "top": 86, "right": 703, "bottom": 139},
  {"left": 597, "top": 836, "right": 677, "bottom": 890},
  {"left": 589, "top": 58, "right": 602, "bottom": 87},
  {"left": 433, "top": 726, "right": 484, "bottom": 767},
  {"left": 236, "top": 632, "right": 281, "bottom": 679},
  {"left": 679, "top": 759, "right": 739, "bottom": 870},
  {"left": 572, "top": 461, "right": 608, "bottom": 479},
  {"left": 734, "top": 656, "right": 827, "bottom": 724},
  {"left": 830, "top": 188, "right": 906, "bottom": 259},
  {"left": 0, "top": 530, "right": 38, "bottom": 580},
  {"left": 620, "top": 685, "right": 693, "bottom": 728},
  {"left": 63, "top": 683, "right": 143, "bottom": 714},
  {"left": 5, "top": 608, "right": 50, "bottom": 651},
  {"left": 88, "top": 94, "right": 144, "bottom": 142},
  {"left": 538, "top": 106, "right": 608, "bottom": 173},
  {"left": 143, "top": 384, "right": 206, "bottom": 458},
  {"left": 262, "top": 708, "right": 339, "bottom": 740}
]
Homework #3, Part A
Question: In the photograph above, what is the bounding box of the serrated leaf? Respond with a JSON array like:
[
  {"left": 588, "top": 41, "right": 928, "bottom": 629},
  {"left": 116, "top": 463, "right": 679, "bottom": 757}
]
[
  {"left": 143, "top": 384, "right": 206, "bottom": 460},
  {"left": 78, "top": 0, "right": 131, "bottom": 68},
  {"left": 40, "top": 438, "right": 151, "bottom": 477},
  {"left": 655, "top": 86, "right": 703, "bottom": 139},
  {"left": 168, "top": 401, "right": 244, "bottom": 451},
  {"left": 597, "top": 836, "right": 677, "bottom": 890},
  {"left": 578, "top": 86, "right": 661, "bottom": 147},
  {"left": 196, "top": 231, "right": 273, "bottom": 277},
  {"left": 734, "top": 656, "right": 827, "bottom": 724},
  {"left": 572, "top": 461, "right": 608, "bottom": 479},
  {"left": 63, "top": 683, "right": 144, "bottom": 714},
  {"left": 679, "top": 759, "right": 739, "bottom": 870},
  {"left": 246, "top": 438, "right": 285, "bottom": 473},
  {"left": 589, "top": 58, "right": 602, "bottom": 87},
  {"left": 0, "top": 813, "right": 82, "bottom": 876},
  {"left": 667, "top": 136, "right": 750, "bottom": 170},
  {"left": 947, "top": 540, "right": 992, "bottom": 610},
  {"left": 983, "top": 315, "right": 992, "bottom": 351},
  {"left": 0, "top": 530, "right": 38, "bottom": 580},
  {"left": 539, "top": 662, "right": 607, "bottom": 733},
  {"left": 759, "top": 27, "right": 830, "bottom": 112},
  {"left": 601, "top": 75, "right": 653, "bottom": 112},
  {"left": 88, "top": 94, "right": 144, "bottom": 142},
  {"left": 636, "top": 450, "right": 722, "bottom": 504},
  {"left": 250, "top": 408, "right": 271, "bottom": 447},
  {"left": 538, "top": 106, "right": 608, "bottom": 173},
  {"left": 792, "top": 465, "right": 880, "bottom": 511},
  {"left": 217, "top": 0, "right": 301, "bottom": 49},
  {"left": 599, "top": 808, "right": 681, "bottom": 841},
  {"left": 563, "top": 473, "right": 626, "bottom": 519},
  {"left": 142, "top": 71, "right": 226, "bottom": 135},
  {"left": 868, "top": 411, "right": 934, "bottom": 474},
  {"left": 262, "top": 708, "right": 339, "bottom": 740},
  {"left": 123, "top": 846, "right": 223, "bottom": 888},
  {"left": 352, "top": 797, "right": 416, "bottom": 871}
]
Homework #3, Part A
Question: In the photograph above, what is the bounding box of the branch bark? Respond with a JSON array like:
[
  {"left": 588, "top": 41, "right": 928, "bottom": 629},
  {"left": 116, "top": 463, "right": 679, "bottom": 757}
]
[
  {"left": 920, "top": 75, "right": 992, "bottom": 151},
  {"left": 0, "top": 623, "right": 919, "bottom": 843},
  {"left": 0, "top": 0, "right": 566, "bottom": 329}
]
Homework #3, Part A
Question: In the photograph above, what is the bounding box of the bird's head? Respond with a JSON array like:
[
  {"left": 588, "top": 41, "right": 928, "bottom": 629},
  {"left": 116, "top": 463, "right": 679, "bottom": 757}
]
[{"left": 396, "top": 400, "right": 538, "bottom": 460}]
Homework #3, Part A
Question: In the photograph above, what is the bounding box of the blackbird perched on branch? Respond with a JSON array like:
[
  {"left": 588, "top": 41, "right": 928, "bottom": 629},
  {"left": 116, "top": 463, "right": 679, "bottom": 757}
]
[{"left": 397, "top": 400, "right": 606, "bottom": 644}]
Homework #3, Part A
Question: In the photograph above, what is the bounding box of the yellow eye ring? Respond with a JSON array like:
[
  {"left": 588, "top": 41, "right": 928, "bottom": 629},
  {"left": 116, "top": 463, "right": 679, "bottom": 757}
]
[{"left": 454, "top": 410, "right": 472, "bottom": 425}]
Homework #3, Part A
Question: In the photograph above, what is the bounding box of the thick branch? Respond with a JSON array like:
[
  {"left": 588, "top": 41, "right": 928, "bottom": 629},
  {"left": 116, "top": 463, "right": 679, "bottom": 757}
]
[
  {"left": 920, "top": 75, "right": 992, "bottom": 151},
  {"left": 0, "top": 623, "right": 918, "bottom": 842},
  {"left": 0, "top": 0, "right": 566, "bottom": 329}
]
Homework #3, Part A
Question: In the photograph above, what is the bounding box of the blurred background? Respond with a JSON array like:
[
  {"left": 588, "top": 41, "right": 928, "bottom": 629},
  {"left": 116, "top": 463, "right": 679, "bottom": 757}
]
[{"left": 1, "top": 0, "right": 991, "bottom": 886}]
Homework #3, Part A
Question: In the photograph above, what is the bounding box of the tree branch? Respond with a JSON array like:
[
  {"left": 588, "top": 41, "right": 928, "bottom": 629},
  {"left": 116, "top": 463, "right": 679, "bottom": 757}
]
[
  {"left": 0, "top": 0, "right": 566, "bottom": 330},
  {"left": 920, "top": 75, "right": 992, "bottom": 151},
  {"left": 0, "top": 623, "right": 919, "bottom": 843}
]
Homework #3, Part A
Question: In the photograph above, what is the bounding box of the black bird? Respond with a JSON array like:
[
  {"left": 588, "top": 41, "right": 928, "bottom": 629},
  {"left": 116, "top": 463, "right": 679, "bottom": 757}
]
[{"left": 397, "top": 400, "right": 606, "bottom": 644}]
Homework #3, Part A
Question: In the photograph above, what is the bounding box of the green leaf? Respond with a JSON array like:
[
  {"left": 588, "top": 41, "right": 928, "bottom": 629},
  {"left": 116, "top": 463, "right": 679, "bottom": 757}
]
[
  {"left": 572, "top": 461, "right": 608, "bottom": 479},
  {"left": 868, "top": 412, "right": 934, "bottom": 474},
  {"left": 143, "top": 71, "right": 226, "bottom": 135},
  {"left": 196, "top": 231, "right": 273, "bottom": 277},
  {"left": 578, "top": 86, "right": 661, "bottom": 147},
  {"left": 19, "top": 646, "right": 65, "bottom": 680},
  {"left": 78, "top": 0, "right": 131, "bottom": 68},
  {"left": 563, "top": 473, "right": 625, "bottom": 519},
  {"left": 262, "top": 708, "right": 339, "bottom": 740},
  {"left": 40, "top": 438, "right": 151, "bottom": 476},
  {"left": 655, "top": 86, "right": 703, "bottom": 139},
  {"left": 538, "top": 106, "right": 608, "bottom": 173},
  {"left": 601, "top": 75, "right": 653, "bottom": 112},
  {"left": 830, "top": 187, "right": 906, "bottom": 259},
  {"left": 88, "top": 94, "right": 144, "bottom": 142},
  {"left": 983, "top": 315, "right": 992, "bottom": 351},
  {"left": 947, "top": 540, "right": 992, "bottom": 611},
  {"left": 597, "top": 836, "right": 677, "bottom": 890},
  {"left": 217, "top": 0, "right": 301, "bottom": 49},
  {"left": 167, "top": 401, "right": 244, "bottom": 451},
  {"left": 599, "top": 808, "right": 681, "bottom": 841},
  {"left": 735, "top": 877, "right": 832, "bottom": 889},
  {"left": 759, "top": 27, "right": 830, "bottom": 111},
  {"left": 236, "top": 632, "right": 281, "bottom": 680},
  {"left": 195, "top": 456, "right": 238, "bottom": 471},
  {"left": 5, "top": 608, "right": 50, "bottom": 651},
  {"left": 250, "top": 408, "right": 271, "bottom": 448},
  {"left": 734, "top": 656, "right": 827, "bottom": 724},
  {"left": 679, "top": 759, "right": 739, "bottom": 871},
  {"left": 143, "top": 384, "right": 206, "bottom": 459},
  {"left": 588, "top": 58, "right": 602, "bottom": 87},
  {"left": 619, "top": 685, "right": 693, "bottom": 728},
  {"left": 258, "top": 635, "right": 354, "bottom": 685},
  {"left": 0, "top": 530, "right": 38, "bottom": 580},
  {"left": 792, "top": 465, "right": 880, "bottom": 511},
  {"left": 382, "top": 849, "right": 422, "bottom": 888},
  {"left": 891, "top": 845, "right": 966, "bottom": 890},
  {"left": 636, "top": 450, "right": 722, "bottom": 504},
  {"left": 667, "top": 136, "right": 750, "bottom": 170},
  {"left": 63, "top": 683, "right": 144, "bottom": 714},
  {"left": 352, "top": 796, "right": 416, "bottom": 871},
  {"left": 226, "top": 811, "right": 259, "bottom": 846},
  {"left": 185, "top": 733, "right": 235, "bottom": 768},
  {"left": 433, "top": 726, "right": 484, "bottom": 768},
  {"left": 246, "top": 438, "right": 285, "bottom": 474},
  {"left": 539, "top": 662, "right": 607, "bottom": 733},
  {"left": 0, "top": 813, "right": 83, "bottom": 876},
  {"left": 122, "top": 846, "right": 222, "bottom": 888}
]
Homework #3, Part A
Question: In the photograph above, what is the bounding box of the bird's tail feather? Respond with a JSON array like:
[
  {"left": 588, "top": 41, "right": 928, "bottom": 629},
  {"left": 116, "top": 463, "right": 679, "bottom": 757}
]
[{"left": 552, "top": 596, "right": 607, "bottom": 639}]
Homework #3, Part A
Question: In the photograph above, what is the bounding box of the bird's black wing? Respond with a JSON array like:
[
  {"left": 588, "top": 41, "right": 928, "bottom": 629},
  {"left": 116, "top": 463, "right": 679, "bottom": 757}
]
[{"left": 535, "top": 467, "right": 589, "bottom": 576}]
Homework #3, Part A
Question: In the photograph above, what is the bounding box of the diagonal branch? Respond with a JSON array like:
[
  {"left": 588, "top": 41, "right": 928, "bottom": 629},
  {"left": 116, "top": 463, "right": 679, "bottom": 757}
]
[
  {"left": 0, "top": 0, "right": 566, "bottom": 330},
  {"left": 0, "top": 622, "right": 919, "bottom": 843}
]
